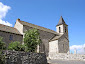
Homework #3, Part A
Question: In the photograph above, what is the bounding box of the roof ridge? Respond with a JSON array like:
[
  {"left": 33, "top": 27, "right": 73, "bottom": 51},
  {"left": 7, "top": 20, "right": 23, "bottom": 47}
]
[
  {"left": 50, "top": 34, "right": 63, "bottom": 41},
  {"left": 0, "top": 23, "right": 20, "bottom": 31},
  {"left": 0, "top": 23, "right": 13, "bottom": 28},
  {"left": 18, "top": 20, "right": 60, "bottom": 35},
  {"left": 0, "top": 23, "right": 21, "bottom": 35},
  {"left": 0, "top": 24, "right": 18, "bottom": 30}
]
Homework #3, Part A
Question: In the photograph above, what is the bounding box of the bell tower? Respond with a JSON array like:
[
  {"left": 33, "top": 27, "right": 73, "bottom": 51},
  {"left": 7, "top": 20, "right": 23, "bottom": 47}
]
[{"left": 56, "top": 16, "right": 68, "bottom": 38}]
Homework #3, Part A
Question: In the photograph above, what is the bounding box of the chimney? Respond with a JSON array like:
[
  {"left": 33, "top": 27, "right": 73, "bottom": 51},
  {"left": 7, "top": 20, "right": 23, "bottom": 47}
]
[{"left": 16, "top": 18, "right": 20, "bottom": 22}]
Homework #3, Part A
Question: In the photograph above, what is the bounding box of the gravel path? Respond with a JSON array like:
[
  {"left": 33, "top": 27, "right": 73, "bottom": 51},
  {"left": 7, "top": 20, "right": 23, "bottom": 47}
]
[{"left": 48, "top": 59, "right": 85, "bottom": 64}]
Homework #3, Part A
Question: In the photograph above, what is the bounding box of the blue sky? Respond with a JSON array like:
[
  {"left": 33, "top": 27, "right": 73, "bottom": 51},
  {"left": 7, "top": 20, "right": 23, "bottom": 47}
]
[{"left": 0, "top": 0, "right": 85, "bottom": 53}]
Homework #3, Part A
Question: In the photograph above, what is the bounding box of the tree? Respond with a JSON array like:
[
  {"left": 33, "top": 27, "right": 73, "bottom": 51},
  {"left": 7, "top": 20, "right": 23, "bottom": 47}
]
[{"left": 24, "top": 29, "right": 41, "bottom": 52}]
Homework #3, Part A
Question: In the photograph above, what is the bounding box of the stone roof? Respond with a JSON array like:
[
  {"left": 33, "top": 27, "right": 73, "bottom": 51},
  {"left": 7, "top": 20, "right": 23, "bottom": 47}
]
[
  {"left": 0, "top": 24, "right": 22, "bottom": 35},
  {"left": 49, "top": 34, "right": 63, "bottom": 42},
  {"left": 57, "top": 16, "right": 67, "bottom": 26},
  {"left": 18, "top": 19, "right": 60, "bottom": 35}
]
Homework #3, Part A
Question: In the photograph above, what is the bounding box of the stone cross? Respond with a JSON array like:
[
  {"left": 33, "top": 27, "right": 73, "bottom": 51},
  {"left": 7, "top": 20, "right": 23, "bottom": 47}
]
[{"left": 74, "top": 48, "right": 77, "bottom": 54}]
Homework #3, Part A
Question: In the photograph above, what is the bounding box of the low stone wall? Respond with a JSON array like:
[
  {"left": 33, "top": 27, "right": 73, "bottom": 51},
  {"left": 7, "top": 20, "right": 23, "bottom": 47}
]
[
  {"left": 49, "top": 53, "right": 85, "bottom": 61},
  {"left": 3, "top": 50, "right": 47, "bottom": 64}
]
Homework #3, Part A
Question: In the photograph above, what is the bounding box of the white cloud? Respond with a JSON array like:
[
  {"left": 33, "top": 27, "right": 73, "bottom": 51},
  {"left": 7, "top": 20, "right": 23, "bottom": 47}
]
[
  {"left": 70, "top": 45, "right": 83, "bottom": 50},
  {"left": 77, "top": 47, "right": 85, "bottom": 54},
  {"left": 0, "top": 2, "right": 12, "bottom": 26},
  {"left": 70, "top": 44, "right": 85, "bottom": 54},
  {"left": 0, "top": 19, "right": 12, "bottom": 26}
]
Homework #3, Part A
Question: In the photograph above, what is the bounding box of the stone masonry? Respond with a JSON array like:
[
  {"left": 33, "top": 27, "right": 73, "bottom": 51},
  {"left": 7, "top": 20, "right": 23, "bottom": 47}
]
[
  {"left": 0, "top": 31, "right": 23, "bottom": 47},
  {"left": 49, "top": 53, "right": 85, "bottom": 61},
  {"left": 3, "top": 50, "right": 47, "bottom": 64}
]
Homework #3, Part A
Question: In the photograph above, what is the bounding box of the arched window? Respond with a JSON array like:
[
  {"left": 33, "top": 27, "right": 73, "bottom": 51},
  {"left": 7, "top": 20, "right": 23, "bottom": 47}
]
[
  {"left": 59, "top": 27, "right": 61, "bottom": 33},
  {"left": 65, "top": 27, "right": 67, "bottom": 33}
]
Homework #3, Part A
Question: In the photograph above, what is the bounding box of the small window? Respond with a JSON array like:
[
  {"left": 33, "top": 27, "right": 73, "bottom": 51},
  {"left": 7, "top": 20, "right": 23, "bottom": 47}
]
[
  {"left": 59, "top": 27, "right": 61, "bottom": 33},
  {"left": 9, "top": 35, "right": 13, "bottom": 40},
  {"left": 65, "top": 27, "right": 66, "bottom": 33}
]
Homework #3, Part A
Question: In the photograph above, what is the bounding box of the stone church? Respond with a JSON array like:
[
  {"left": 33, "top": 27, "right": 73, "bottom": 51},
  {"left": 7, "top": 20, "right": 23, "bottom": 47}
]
[{"left": 0, "top": 16, "right": 69, "bottom": 57}]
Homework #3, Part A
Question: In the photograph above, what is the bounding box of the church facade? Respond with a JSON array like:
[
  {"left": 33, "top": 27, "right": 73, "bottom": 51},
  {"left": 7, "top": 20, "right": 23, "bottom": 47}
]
[{"left": 0, "top": 16, "right": 69, "bottom": 57}]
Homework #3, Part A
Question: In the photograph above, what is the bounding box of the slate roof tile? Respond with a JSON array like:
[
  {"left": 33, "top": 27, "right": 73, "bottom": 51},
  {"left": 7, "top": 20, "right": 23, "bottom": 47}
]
[{"left": 0, "top": 24, "right": 22, "bottom": 35}]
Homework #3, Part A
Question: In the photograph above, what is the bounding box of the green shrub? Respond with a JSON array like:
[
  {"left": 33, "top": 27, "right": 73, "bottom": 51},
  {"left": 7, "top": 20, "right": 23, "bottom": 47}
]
[
  {"left": 0, "top": 36, "right": 6, "bottom": 64},
  {"left": 24, "top": 29, "right": 41, "bottom": 52},
  {"left": 0, "top": 36, "right": 6, "bottom": 50},
  {"left": 8, "top": 41, "right": 25, "bottom": 51},
  {"left": 0, "top": 51, "right": 5, "bottom": 64}
]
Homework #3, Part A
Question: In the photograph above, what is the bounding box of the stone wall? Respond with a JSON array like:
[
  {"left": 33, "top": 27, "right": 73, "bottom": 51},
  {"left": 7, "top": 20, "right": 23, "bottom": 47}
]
[
  {"left": 58, "top": 34, "right": 69, "bottom": 53},
  {"left": 3, "top": 50, "right": 47, "bottom": 64},
  {"left": 0, "top": 31, "right": 23, "bottom": 47},
  {"left": 49, "top": 53, "right": 85, "bottom": 61},
  {"left": 49, "top": 40, "right": 58, "bottom": 53}
]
